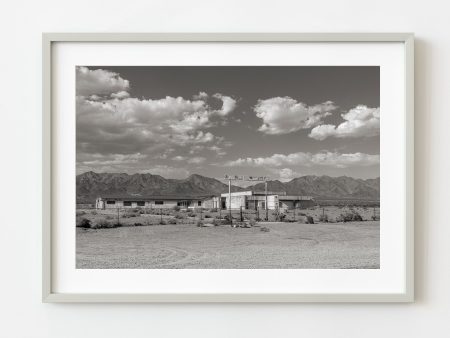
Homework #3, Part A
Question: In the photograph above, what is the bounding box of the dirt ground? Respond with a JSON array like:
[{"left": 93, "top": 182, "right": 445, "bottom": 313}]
[{"left": 76, "top": 220, "right": 380, "bottom": 269}]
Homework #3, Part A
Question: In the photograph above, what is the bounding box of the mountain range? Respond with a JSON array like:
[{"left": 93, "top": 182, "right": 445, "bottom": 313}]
[{"left": 76, "top": 171, "right": 380, "bottom": 203}]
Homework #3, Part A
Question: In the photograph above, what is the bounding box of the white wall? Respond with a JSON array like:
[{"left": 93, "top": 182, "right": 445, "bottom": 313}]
[{"left": 0, "top": 0, "right": 449, "bottom": 337}]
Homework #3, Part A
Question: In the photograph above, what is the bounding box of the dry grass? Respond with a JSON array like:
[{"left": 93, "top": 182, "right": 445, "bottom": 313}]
[{"left": 76, "top": 220, "right": 380, "bottom": 269}]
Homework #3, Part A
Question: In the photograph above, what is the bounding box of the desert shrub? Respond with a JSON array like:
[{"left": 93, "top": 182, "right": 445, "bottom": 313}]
[
  {"left": 76, "top": 217, "right": 91, "bottom": 228},
  {"left": 305, "top": 216, "right": 314, "bottom": 224},
  {"left": 168, "top": 218, "right": 177, "bottom": 225},
  {"left": 212, "top": 218, "right": 227, "bottom": 226},
  {"left": 299, "top": 212, "right": 306, "bottom": 216},
  {"left": 337, "top": 211, "right": 362, "bottom": 222},
  {"left": 134, "top": 222, "right": 144, "bottom": 226},
  {"left": 318, "top": 214, "right": 328, "bottom": 222},
  {"left": 105, "top": 215, "right": 114, "bottom": 220},
  {"left": 173, "top": 206, "right": 181, "bottom": 212},
  {"left": 196, "top": 220, "right": 204, "bottom": 227},
  {"left": 352, "top": 212, "right": 363, "bottom": 221},
  {"left": 187, "top": 212, "right": 195, "bottom": 217},
  {"left": 255, "top": 217, "right": 262, "bottom": 222},
  {"left": 279, "top": 213, "right": 287, "bottom": 222},
  {"left": 90, "top": 210, "right": 97, "bottom": 215},
  {"left": 159, "top": 220, "right": 167, "bottom": 225},
  {"left": 260, "top": 226, "right": 270, "bottom": 232},
  {"left": 249, "top": 219, "right": 256, "bottom": 227},
  {"left": 204, "top": 214, "right": 212, "bottom": 218},
  {"left": 94, "top": 218, "right": 116, "bottom": 229},
  {"left": 372, "top": 215, "right": 378, "bottom": 221},
  {"left": 76, "top": 210, "right": 86, "bottom": 216},
  {"left": 124, "top": 211, "right": 139, "bottom": 218},
  {"left": 175, "top": 214, "right": 185, "bottom": 219}
]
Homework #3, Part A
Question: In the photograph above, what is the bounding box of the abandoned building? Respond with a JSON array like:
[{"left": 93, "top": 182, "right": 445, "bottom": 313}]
[
  {"left": 220, "top": 191, "right": 315, "bottom": 210},
  {"left": 95, "top": 191, "right": 314, "bottom": 211},
  {"left": 95, "top": 195, "right": 219, "bottom": 210}
]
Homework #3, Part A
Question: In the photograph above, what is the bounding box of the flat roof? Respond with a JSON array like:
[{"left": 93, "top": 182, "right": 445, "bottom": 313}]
[{"left": 99, "top": 195, "right": 215, "bottom": 201}]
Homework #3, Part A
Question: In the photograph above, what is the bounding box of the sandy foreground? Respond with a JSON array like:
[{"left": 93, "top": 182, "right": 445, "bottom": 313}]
[{"left": 76, "top": 221, "right": 379, "bottom": 269}]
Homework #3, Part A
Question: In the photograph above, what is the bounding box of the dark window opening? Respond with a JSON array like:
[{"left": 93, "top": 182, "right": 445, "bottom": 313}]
[
  {"left": 137, "top": 201, "right": 145, "bottom": 206},
  {"left": 124, "top": 201, "right": 132, "bottom": 206},
  {"left": 155, "top": 201, "right": 164, "bottom": 205},
  {"left": 106, "top": 200, "right": 115, "bottom": 205},
  {"left": 198, "top": 201, "right": 202, "bottom": 206}
]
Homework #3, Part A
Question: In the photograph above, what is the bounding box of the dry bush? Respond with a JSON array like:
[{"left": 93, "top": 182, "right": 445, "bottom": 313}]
[
  {"left": 168, "top": 218, "right": 177, "bottom": 225},
  {"left": 76, "top": 210, "right": 86, "bottom": 217},
  {"left": 305, "top": 216, "right": 314, "bottom": 224},
  {"left": 133, "top": 222, "right": 144, "bottom": 226},
  {"left": 175, "top": 214, "right": 185, "bottom": 219},
  {"left": 204, "top": 214, "right": 212, "bottom": 218},
  {"left": 159, "top": 220, "right": 167, "bottom": 225},
  {"left": 336, "top": 211, "right": 363, "bottom": 222},
  {"left": 76, "top": 217, "right": 91, "bottom": 228},
  {"left": 318, "top": 214, "right": 328, "bottom": 222},
  {"left": 260, "top": 227, "right": 270, "bottom": 232},
  {"left": 196, "top": 220, "right": 204, "bottom": 227}
]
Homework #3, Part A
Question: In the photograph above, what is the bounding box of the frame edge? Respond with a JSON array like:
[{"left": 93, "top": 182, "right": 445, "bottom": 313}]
[{"left": 42, "top": 32, "right": 415, "bottom": 303}]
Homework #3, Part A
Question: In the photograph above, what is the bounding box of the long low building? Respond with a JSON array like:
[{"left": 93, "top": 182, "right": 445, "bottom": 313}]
[
  {"left": 95, "top": 195, "right": 220, "bottom": 210},
  {"left": 95, "top": 191, "right": 315, "bottom": 211}
]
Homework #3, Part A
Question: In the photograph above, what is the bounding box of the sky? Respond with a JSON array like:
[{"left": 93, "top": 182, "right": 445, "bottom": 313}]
[{"left": 76, "top": 66, "right": 380, "bottom": 181}]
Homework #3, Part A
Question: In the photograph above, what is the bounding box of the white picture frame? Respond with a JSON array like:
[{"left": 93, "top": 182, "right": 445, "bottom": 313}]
[{"left": 43, "top": 33, "right": 414, "bottom": 303}]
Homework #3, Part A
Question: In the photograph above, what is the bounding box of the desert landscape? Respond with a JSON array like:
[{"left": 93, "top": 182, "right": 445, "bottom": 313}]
[{"left": 76, "top": 204, "right": 380, "bottom": 269}]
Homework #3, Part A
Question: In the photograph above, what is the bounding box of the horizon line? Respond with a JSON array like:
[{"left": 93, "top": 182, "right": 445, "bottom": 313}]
[{"left": 76, "top": 170, "right": 380, "bottom": 181}]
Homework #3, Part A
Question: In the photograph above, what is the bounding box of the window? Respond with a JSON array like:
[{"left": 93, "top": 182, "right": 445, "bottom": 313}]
[
  {"left": 106, "top": 200, "right": 115, "bottom": 205},
  {"left": 137, "top": 201, "right": 145, "bottom": 206},
  {"left": 198, "top": 201, "right": 202, "bottom": 206},
  {"left": 155, "top": 201, "right": 164, "bottom": 205},
  {"left": 124, "top": 201, "right": 132, "bottom": 206}
]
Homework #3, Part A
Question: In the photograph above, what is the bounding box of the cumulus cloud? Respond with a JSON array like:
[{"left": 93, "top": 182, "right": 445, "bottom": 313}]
[
  {"left": 193, "top": 91, "right": 208, "bottom": 100},
  {"left": 309, "top": 105, "right": 380, "bottom": 140},
  {"left": 224, "top": 151, "right": 379, "bottom": 168},
  {"left": 79, "top": 152, "right": 147, "bottom": 166},
  {"left": 269, "top": 168, "right": 302, "bottom": 182},
  {"left": 77, "top": 95, "right": 221, "bottom": 155},
  {"left": 188, "top": 156, "right": 206, "bottom": 164},
  {"left": 76, "top": 66, "right": 130, "bottom": 96},
  {"left": 213, "top": 93, "right": 237, "bottom": 116},
  {"left": 254, "top": 97, "right": 337, "bottom": 135},
  {"left": 111, "top": 91, "right": 130, "bottom": 99}
]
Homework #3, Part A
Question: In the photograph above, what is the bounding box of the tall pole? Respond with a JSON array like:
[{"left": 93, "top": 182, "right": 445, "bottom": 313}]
[
  {"left": 229, "top": 179, "right": 232, "bottom": 226},
  {"left": 265, "top": 180, "right": 268, "bottom": 221}
]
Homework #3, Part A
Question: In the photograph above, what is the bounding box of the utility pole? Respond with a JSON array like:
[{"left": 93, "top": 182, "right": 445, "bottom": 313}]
[
  {"left": 228, "top": 178, "right": 232, "bottom": 226},
  {"left": 265, "top": 180, "right": 268, "bottom": 221}
]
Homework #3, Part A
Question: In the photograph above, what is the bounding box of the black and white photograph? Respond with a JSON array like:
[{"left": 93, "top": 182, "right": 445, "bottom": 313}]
[{"left": 76, "top": 65, "right": 380, "bottom": 269}]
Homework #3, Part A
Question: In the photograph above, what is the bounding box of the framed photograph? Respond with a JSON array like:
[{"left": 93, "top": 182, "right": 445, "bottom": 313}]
[{"left": 43, "top": 33, "right": 414, "bottom": 302}]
